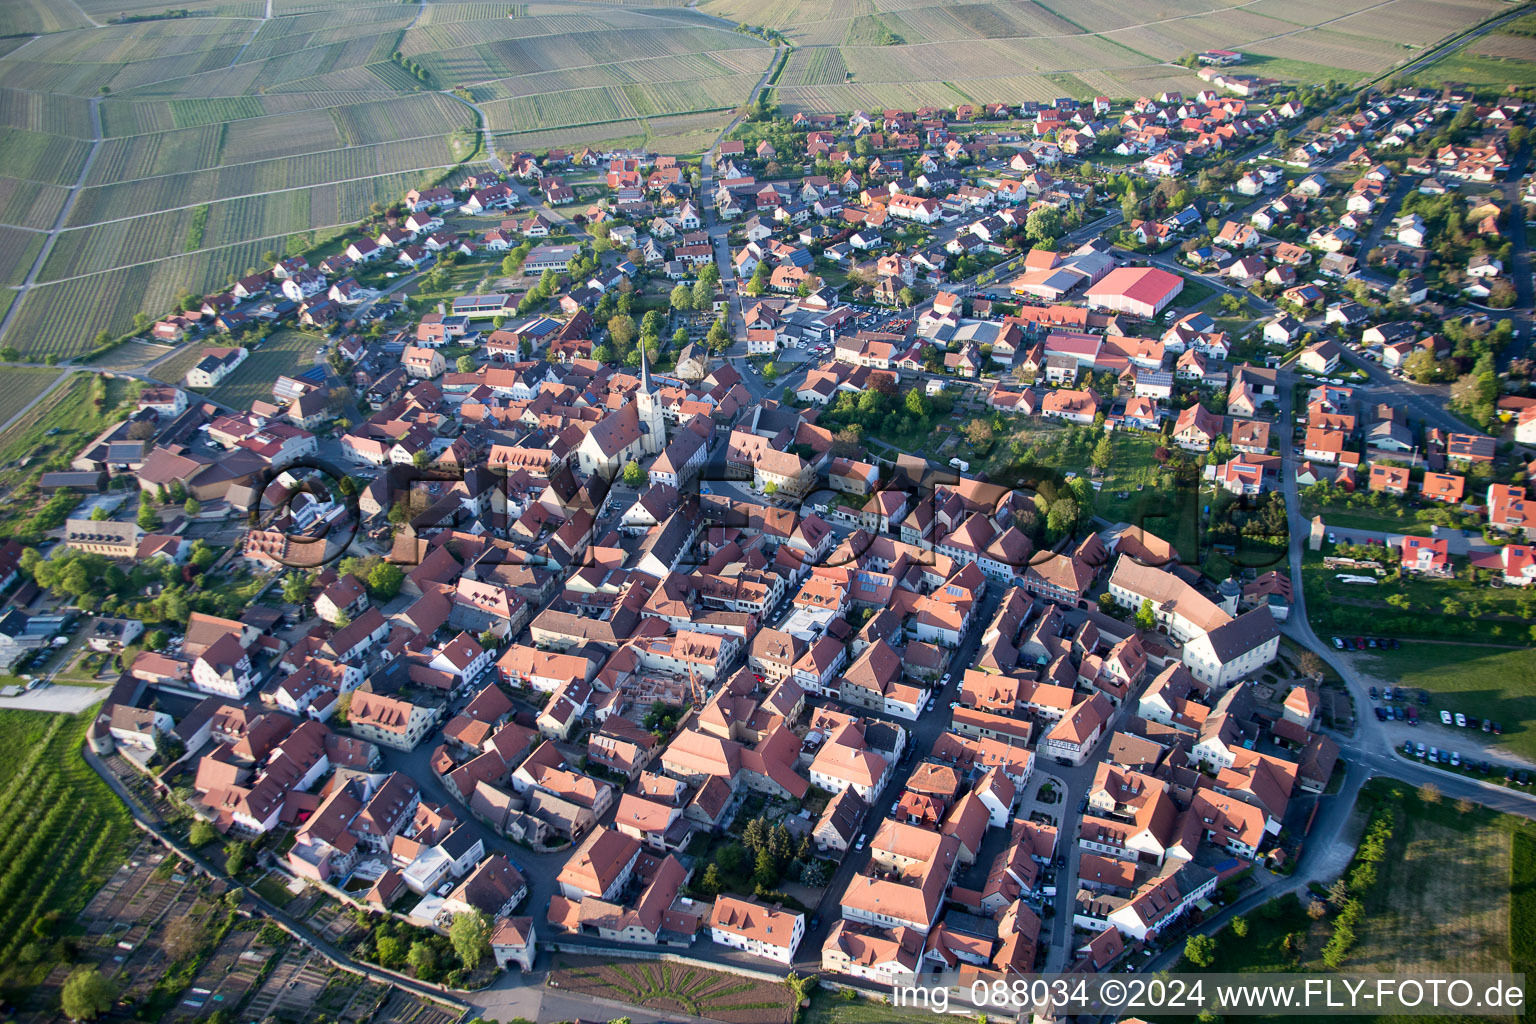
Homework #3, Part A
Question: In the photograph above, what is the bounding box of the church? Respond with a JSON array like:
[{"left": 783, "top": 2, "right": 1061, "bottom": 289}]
[{"left": 575, "top": 347, "right": 666, "bottom": 479}]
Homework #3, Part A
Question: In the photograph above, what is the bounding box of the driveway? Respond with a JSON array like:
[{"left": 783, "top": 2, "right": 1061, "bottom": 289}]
[{"left": 0, "top": 683, "right": 106, "bottom": 714}]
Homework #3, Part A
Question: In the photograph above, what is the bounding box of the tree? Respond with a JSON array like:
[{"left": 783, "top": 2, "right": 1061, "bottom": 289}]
[
  {"left": 163, "top": 915, "right": 209, "bottom": 961},
  {"left": 367, "top": 561, "right": 404, "bottom": 600},
  {"left": 1307, "top": 899, "right": 1328, "bottom": 920},
  {"left": 137, "top": 503, "right": 160, "bottom": 531},
  {"left": 90, "top": 506, "right": 108, "bottom": 521},
  {"left": 764, "top": 481, "right": 778, "bottom": 495},
  {"left": 1135, "top": 598, "right": 1156, "bottom": 632},
  {"left": 622, "top": 459, "right": 645, "bottom": 486},
  {"left": 457, "top": 355, "right": 476, "bottom": 373},
  {"left": 669, "top": 284, "right": 693, "bottom": 311},
  {"left": 183, "top": 497, "right": 200, "bottom": 517},
  {"left": 1418, "top": 782, "right": 1441, "bottom": 804},
  {"left": 608, "top": 315, "right": 636, "bottom": 350},
  {"left": 61, "top": 967, "right": 115, "bottom": 1021},
  {"left": 1298, "top": 650, "right": 1322, "bottom": 678},
  {"left": 1230, "top": 916, "right": 1249, "bottom": 939},
  {"left": 1184, "top": 933, "right": 1217, "bottom": 968},
  {"left": 375, "top": 934, "right": 407, "bottom": 969},
  {"left": 745, "top": 261, "right": 770, "bottom": 297},
  {"left": 1091, "top": 435, "right": 1113, "bottom": 471},
  {"left": 189, "top": 819, "right": 217, "bottom": 847},
  {"left": 283, "top": 573, "right": 312, "bottom": 606},
  {"left": 450, "top": 910, "right": 491, "bottom": 970},
  {"left": 699, "top": 863, "right": 723, "bottom": 895},
  {"left": 1025, "top": 206, "right": 1063, "bottom": 245},
  {"left": 692, "top": 275, "right": 715, "bottom": 309},
  {"left": 963, "top": 418, "right": 994, "bottom": 446},
  {"left": 408, "top": 940, "right": 439, "bottom": 981},
  {"left": 898, "top": 286, "right": 919, "bottom": 307},
  {"left": 225, "top": 842, "right": 250, "bottom": 875},
  {"left": 1046, "top": 497, "right": 1077, "bottom": 535}
]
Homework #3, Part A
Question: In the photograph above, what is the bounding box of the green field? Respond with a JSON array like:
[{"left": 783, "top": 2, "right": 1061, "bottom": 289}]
[
  {"left": 0, "top": 4, "right": 775, "bottom": 358},
  {"left": 0, "top": 711, "right": 137, "bottom": 988},
  {"left": 1172, "top": 780, "right": 1528, "bottom": 1024},
  {"left": 0, "top": 372, "right": 135, "bottom": 490},
  {"left": 1355, "top": 645, "right": 1536, "bottom": 761},
  {"left": 199, "top": 328, "right": 324, "bottom": 410},
  {"left": 1301, "top": 550, "right": 1536, "bottom": 647},
  {"left": 0, "top": 368, "right": 62, "bottom": 432},
  {"left": 1096, "top": 431, "right": 1201, "bottom": 563},
  {"left": 1412, "top": 51, "right": 1536, "bottom": 88}
]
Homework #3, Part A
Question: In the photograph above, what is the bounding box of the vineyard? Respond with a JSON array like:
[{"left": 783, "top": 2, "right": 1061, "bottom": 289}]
[
  {"left": 0, "top": 228, "right": 44, "bottom": 288},
  {"left": 8, "top": 232, "right": 311, "bottom": 357},
  {"left": 0, "top": 178, "right": 70, "bottom": 232},
  {"left": 74, "top": 138, "right": 460, "bottom": 226},
  {"left": 0, "top": 711, "right": 136, "bottom": 979}
]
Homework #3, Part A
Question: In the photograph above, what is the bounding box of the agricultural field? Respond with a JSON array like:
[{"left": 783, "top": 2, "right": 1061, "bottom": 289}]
[
  {"left": 0, "top": 373, "right": 136, "bottom": 490},
  {"left": 0, "top": 0, "right": 776, "bottom": 360},
  {"left": 0, "top": 710, "right": 138, "bottom": 988},
  {"left": 710, "top": 0, "right": 1507, "bottom": 112},
  {"left": 1412, "top": 12, "right": 1536, "bottom": 86},
  {"left": 0, "top": 368, "right": 63, "bottom": 431}
]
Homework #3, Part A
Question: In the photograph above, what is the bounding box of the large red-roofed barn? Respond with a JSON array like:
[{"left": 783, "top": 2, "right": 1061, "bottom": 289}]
[{"left": 1084, "top": 267, "right": 1185, "bottom": 318}]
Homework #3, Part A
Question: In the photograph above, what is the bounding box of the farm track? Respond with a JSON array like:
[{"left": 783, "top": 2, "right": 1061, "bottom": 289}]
[{"left": 0, "top": 95, "right": 102, "bottom": 347}]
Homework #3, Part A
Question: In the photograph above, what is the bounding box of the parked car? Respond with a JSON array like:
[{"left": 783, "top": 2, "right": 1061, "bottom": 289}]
[
  {"left": 1456, "top": 712, "right": 1468, "bottom": 728},
  {"left": 1407, "top": 707, "right": 1418, "bottom": 724},
  {"left": 1416, "top": 742, "right": 1426, "bottom": 757},
  {"left": 1450, "top": 751, "right": 1461, "bottom": 767},
  {"left": 855, "top": 834, "right": 867, "bottom": 850},
  {"left": 1403, "top": 741, "right": 1414, "bottom": 756},
  {"left": 1520, "top": 771, "right": 1532, "bottom": 786},
  {"left": 1332, "top": 637, "right": 1345, "bottom": 650},
  {"left": 1369, "top": 686, "right": 1378, "bottom": 699},
  {"left": 1428, "top": 747, "right": 1440, "bottom": 762},
  {"left": 1494, "top": 721, "right": 1503, "bottom": 734},
  {"left": 1394, "top": 706, "right": 1405, "bottom": 721},
  {"left": 1374, "top": 707, "right": 1387, "bottom": 721},
  {"left": 1483, "top": 719, "right": 1492, "bottom": 732},
  {"left": 1441, "top": 710, "right": 1453, "bottom": 725},
  {"left": 1506, "top": 766, "right": 1517, "bottom": 782}
]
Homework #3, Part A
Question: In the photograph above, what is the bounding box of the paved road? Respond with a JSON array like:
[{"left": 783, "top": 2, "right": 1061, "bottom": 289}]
[{"left": 789, "top": 586, "right": 1003, "bottom": 971}]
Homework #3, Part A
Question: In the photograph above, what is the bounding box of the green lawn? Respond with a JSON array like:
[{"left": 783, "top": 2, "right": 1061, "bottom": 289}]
[
  {"left": 1238, "top": 54, "right": 1363, "bottom": 86},
  {"left": 804, "top": 989, "right": 955, "bottom": 1024},
  {"left": 201, "top": 329, "right": 323, "bottom": 411},
  {"left": 1412, "top": 51, "right": 1536, "bottom": 88},
  {"left": 1306, "top": 504, "right": 1434, "bottom": 536},
  {"left": 1355, "top": 645, "right": 1536, "bottom": 761},
  {"left": 1300, "top": 550, "right": 1535, "bottom": 647},
  {"left": 1096, "top": 431, "right": 1201, "bottom": 563},
  {"left": 1172, "top": 274, "right": 1219, "bottom": 312},
  {"left": 1169, "top": 779, "right": 1533, "bottom": 1024}
]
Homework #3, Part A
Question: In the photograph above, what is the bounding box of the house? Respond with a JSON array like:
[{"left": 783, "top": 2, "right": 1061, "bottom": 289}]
[
  {"left": 1297, "top": 339, "right": 1342, "bottom": 375},
  {"left": 710, "top": 896, "right": 804, "bottom": 964},
  {"left": 1172, "top": 404, "right": 1222, "bottom": 451},
  {"left": 186, "top": 347, "right": 247, "bottom": 388},
  {"left": 1400, "top": 536, "right": 1451, "bottom": 575}
]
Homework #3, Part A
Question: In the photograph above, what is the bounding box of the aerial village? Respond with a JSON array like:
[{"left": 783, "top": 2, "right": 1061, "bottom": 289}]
[{"left": 9, "top": 66, "right": 1536, "bottom": 995}]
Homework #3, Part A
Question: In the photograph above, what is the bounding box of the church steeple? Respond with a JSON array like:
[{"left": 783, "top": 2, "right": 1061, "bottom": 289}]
[{"left": 635, "top": 340, "right": 664, "bottom": 456}]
